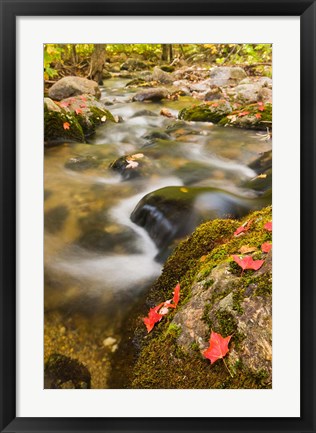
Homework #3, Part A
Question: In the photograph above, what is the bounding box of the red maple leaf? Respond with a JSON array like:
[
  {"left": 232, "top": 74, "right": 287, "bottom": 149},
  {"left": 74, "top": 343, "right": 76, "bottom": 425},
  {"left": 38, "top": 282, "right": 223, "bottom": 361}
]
[
  {"left": 255, "top": 113, "right": 262, "bottom": 119},
  {"left": 257, "top": 101, "right": 265, "bottom": 112},
  {"left": 264, "top": 221, "right": 272, "bottom": 231},
  {"left": 234, "top": 219, "right": 252, "bottom": 236},
  {"left": 261, "top": 242, "right": 272, "bottom": 253},
  {"left": 238, "top": 111, "right": 250, "bottom": 117},
  {"left": 59, "top": 101, "right": 69, "bottom": 108},
  {"left": 203, "top": 331, "right": 232, "bottom": 364},
  {"left": 63, "top": 121, "right": 70, "bottom": 130},
  {"left": 143, "top": 302, "right": 165, "bottom": 333},
  {"left": 161, "top": 283, "right": 181, "bottom": 310},
  {"left": 79, "top": 103, "right": 87, "bottom": 109},
  {"left": 232, "top": 255, "right": 264, "bottom": 273},
  {"left": 75, "top": 108, "right": 83, "bottom": 115}
]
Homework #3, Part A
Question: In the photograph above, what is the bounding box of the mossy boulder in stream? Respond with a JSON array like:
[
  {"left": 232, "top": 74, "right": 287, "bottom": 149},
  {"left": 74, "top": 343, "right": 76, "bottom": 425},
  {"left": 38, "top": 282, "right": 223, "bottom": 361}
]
[
  {"left": 179, "top": 100, "right": 232, "bottom": 123},
  {"left": 44, "top": 95, "right": 116, "bottom": 144},
  {"left": 219, "top": 103, "right": 272, "bottom": 130},
  {"left": 130, "top": 206, "right": 272, "bottom": 389},
  {"left": 130, "top": 186, "right": 270, "bottom": 259},
  {"left": 48, "top": 76, "right": 101, "bottom": 100}
]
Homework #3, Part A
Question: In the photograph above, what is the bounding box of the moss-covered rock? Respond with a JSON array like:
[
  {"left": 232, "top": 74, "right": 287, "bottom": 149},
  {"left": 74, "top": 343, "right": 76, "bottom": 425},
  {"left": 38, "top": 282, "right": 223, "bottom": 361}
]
[
  {"left": 219, "top": 103, "right": 272, "bottom": 130},
  {"left": 178, "top": 100, "right": 232, "bottom": 123},
  {"left": 44, "top": 95, "right": 116, "bottom": 144},
  {"left": 130, "top": 206, "right": 272, "bottom": 389},
  {"left": 45, "top": 353, "right": 91, "bottom": 389}
]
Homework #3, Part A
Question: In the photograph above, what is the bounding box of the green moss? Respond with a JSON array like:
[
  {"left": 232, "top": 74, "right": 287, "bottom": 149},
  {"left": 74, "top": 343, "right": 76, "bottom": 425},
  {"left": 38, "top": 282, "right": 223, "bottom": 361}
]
[
  {"left": 179, "top": 100, "right": 232, "bottom": 123},
  {"left": 165, "top": 323, "right": 182, "bottom": 339},
  {"left": 44, "top": 106, "right": 85, "bottom": 143},
  {"left": 219, "top": 103, "right": 272, "bottom": 130},
  {"left": 130, "top": 206, "right": 272, "bottom": 389}
]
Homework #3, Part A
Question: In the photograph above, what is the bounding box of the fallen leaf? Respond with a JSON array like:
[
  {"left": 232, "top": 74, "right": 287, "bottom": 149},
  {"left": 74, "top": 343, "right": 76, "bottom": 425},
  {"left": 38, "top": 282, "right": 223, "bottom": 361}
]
[
  {"left": 126, "top": 159, "right": 139, "bottom": 169},
  {"left": 264, "top": 221, "right": 272, "bottom": 231},
  {"left": 255, "top": 113, "right": 262, "bottom": 119},
  {"left": 234, "top": 219, "right": 252, "bottom": 236},
  {"left": 101, "top": 115, "right": 107, "bottom": 122},
  {"left": 238, "top": 111, "right": 250, "bottom": 117},
  {"left": 203, "top": 331, "right": 232, "bottom": 364},
  {"left": 239, "top": 245, "right": 257, "bottom": 254},
  {"left": 63, "top": 122, "right": 70, "bottom": 130},
  {"left": 79, "top": 104, "right": 86, "bottom": 109},
  {"left": 200, "top": 255, "right": 207, "bottom": 262},
  {"left": 261, "top": 242, "right": 272, "bottom": 253},
  {"left": 257, "top": 101, "right": 265, "bottom": 112},
  {"left": 60, "top": 101, "right": 69, "bottom": 108},
  {"left": 256, "top": 173, "right": 267, "bottom": 179},
  {"left": 180, "top": 187, "right": 189, "bottom": 193},
  {"left": 163, "top": 283, "right": 181, "bottom": 309},
  {"left": 160, "top": 108, "right": 174, "bottom": 118},
  {"left": 113, "top": 115, "right": 120, "bottom": 123},
  {"left": 131, "top": 153, "right": 144, "bottom": 159},
  {"left": 75, "top": 108, "right": 82, "bottom": 115},
  {"left": 143, "top": 302, "right": 165, "bottom": 333},
  {"left": 232, "top": 255, "right": 264, "bottom": 272}
]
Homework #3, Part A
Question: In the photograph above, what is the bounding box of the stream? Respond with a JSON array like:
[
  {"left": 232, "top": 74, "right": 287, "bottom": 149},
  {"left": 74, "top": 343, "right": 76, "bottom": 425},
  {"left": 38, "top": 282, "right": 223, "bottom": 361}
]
[{"left": 44, "top": 77, "right": 272, "bottom": 387}]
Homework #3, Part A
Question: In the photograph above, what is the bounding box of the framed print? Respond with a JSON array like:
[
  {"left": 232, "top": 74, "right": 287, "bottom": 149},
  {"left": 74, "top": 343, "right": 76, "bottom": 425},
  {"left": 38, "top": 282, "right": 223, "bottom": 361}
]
[{"left": 0, "top": 1, "right": 315, "bottom": 432}]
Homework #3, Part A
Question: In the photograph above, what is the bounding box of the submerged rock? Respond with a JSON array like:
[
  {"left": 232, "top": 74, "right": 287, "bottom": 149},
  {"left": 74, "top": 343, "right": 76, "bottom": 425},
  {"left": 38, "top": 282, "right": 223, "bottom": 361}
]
[
  {"left": 48, "top": 76, "right": 101, "bottom": 101},
  {"left": 65, "top": 155, "right": 101, "bottom": 171},
  {"left": 45, "top": 353, "right": 91, "bottom": 389},
  {"left": 109, "top": 153, "right": 152, "bottom": 180}
]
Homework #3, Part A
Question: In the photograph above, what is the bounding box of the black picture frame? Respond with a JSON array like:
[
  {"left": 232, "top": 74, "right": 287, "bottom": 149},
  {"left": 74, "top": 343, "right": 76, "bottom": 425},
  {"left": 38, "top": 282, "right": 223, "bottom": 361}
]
[{"left": 0, "top": 1, "right": 315, "bottom": 432}]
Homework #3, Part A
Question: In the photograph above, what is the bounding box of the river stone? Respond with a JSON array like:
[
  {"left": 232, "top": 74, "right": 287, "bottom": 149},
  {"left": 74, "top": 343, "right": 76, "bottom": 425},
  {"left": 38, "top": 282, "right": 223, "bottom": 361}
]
[
  {"left": 152, "top": 66, "right": 174, "bottom": 84},
  {"left": 209, "top": 66, "right": 247, "bottom": 86},
  {"left": 179, "top": 100, "right": 232, "bottom": 123},
  {"left": 65, "top": 155, "right": 101, "bottom": 172},
  {"left": 131, "top": 109, "right": 158, "bottom": 118},
  {"left": 102, "top": 69, "right": 112, "bottom": 80},
  {"left": 120, "top": 59, "right": 148, "bottom": 71},
  {"left": 76, "top": 227, "right": 141, "bottom": 254},
  {"left": 132, "top": 87, "right": 169, "bottom": 102},
  {"left": 45, "top": 205, "right": 69, "bottom": 234},
  {"left": 45, "top": 353, "right": 91, "bottom": 389},
  {"left": 234, "top": 83, "right": 262, "bottom": 103},
  {"left": 44, "top": 97, "right": 62, "bottom": 112},
  {"left": 109, "top": 153, "right": 152, "bottom": 180},
  {"left": 130, "top": 186, "right": 253, "bottom": 254},
  {"left": 48, "top": 76, "right": 101, "bottom": 101},
  {"left": 204, "top": 86, "right": 223, "bottom": 101}
]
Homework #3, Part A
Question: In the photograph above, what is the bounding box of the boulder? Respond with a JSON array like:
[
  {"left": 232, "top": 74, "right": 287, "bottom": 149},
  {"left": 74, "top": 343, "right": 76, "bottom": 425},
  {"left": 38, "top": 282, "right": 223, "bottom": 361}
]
[
  {"left": 120, "top": 59, "right": 148, "bottom": 71},
  {"left": 132, "top": 87, "right": 169, "bottom": 102},
  {"left": 209, "top": 66, "right": 247, "bottom": 86},
  {"left": 48, "top": 76, "right": 101, "bottom": 101},
  {"left": 152, "top": 66, "right": 174, "bottom": 84},
  {"left": 234, "top": 83, "right": 262, "bottom": 103},
  {"left": 179, "top": 100, "right": 232, "bottom": 123},
  {"left": 109, "top": 153, "right": 152, "bottom": 180},
  {"left": 45, "top": 353, "right": 91, "bottom": 389},
  {"left": 44, "top": 95, "right": 116, "bottom": 143},
  {"left": 130, "top": 206, "right": 273, "bottom": 389}
]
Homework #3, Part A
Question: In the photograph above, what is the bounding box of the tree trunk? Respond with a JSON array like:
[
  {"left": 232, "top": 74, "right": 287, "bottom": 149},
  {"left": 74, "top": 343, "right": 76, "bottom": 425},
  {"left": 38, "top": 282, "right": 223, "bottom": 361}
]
[
  {"left": 89, "top": 44, "right": 106, "bottom": 84},
  {"left": 169, "top": 44, "right": 173, "bottom": 62},
  {"left": 161, "top": 44, "right": 169, "bottom": 61}
]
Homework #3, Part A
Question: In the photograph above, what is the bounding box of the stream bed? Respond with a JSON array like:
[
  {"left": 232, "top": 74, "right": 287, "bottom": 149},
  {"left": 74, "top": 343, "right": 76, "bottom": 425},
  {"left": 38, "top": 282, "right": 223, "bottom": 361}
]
[{"left": 44, "top": 77, "right": 271, "bottom": 388}]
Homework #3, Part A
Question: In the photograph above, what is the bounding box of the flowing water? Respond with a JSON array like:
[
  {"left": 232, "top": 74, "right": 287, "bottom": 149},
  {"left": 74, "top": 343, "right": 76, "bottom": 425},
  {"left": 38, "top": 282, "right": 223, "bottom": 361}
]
[{"left": 44, "top": 77, "right": 271, "bottom": 387}]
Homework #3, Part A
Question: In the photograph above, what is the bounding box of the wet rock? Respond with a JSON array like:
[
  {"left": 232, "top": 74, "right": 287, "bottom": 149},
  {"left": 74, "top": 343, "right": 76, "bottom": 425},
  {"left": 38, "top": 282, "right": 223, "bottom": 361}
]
[
  {"left": 179, "top": 100, "right": 232, "bottom": 123},
  {"left": 65, "top": 155, "right": 101, "bottom": 171},
  {"left": 173, "top": 161, "right": 215, "bottom": 185},
  {"left": 109, "top": 153, "right": 151, "bottom": 180},
  {"left": 132, "top": 87, "right": 169, "bottom": 102},
  {"left": 120, "top": 59, "right": 148, "bottom": 71},
  {"left": 142, "top": 130, "right": 171, "bottom": 143},
  {"left": 44, "top": 95, "right": 116, "bottom": 143},
  {"left": 209, "top": 66, "right": 247, "bottom": 86},
  {"left": 219, "top": 103, "right": 272, "bottom": 130},
  {"left": 45, "top": 205, "right": 69, "bottom": 234},
  {"left": 76, "top": 227, "right": 141, "bottom": 254},
  {"left": 45, "top": 353, "right": 91, "bottom": 389},
  {"left": 152, "top": 66, "right": 174, "bottom": 84},
  {"left": 131, "top": 109, "right": 158, "bottom": 118},
  {"left": 102, "top": 69, "right": 112, "bottom": 80},
  {"left": 130, "top": 186, "right": 253, "bottom": 254},
  {"left": 48, "top": 76, "right": 101, "bottom": 101}
]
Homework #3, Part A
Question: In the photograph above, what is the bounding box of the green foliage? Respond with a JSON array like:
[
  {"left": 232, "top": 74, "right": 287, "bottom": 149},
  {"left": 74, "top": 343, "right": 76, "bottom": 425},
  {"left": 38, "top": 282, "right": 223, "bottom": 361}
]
[{"left": 44, "top": 44, "right": 62, "bottom": 79}]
